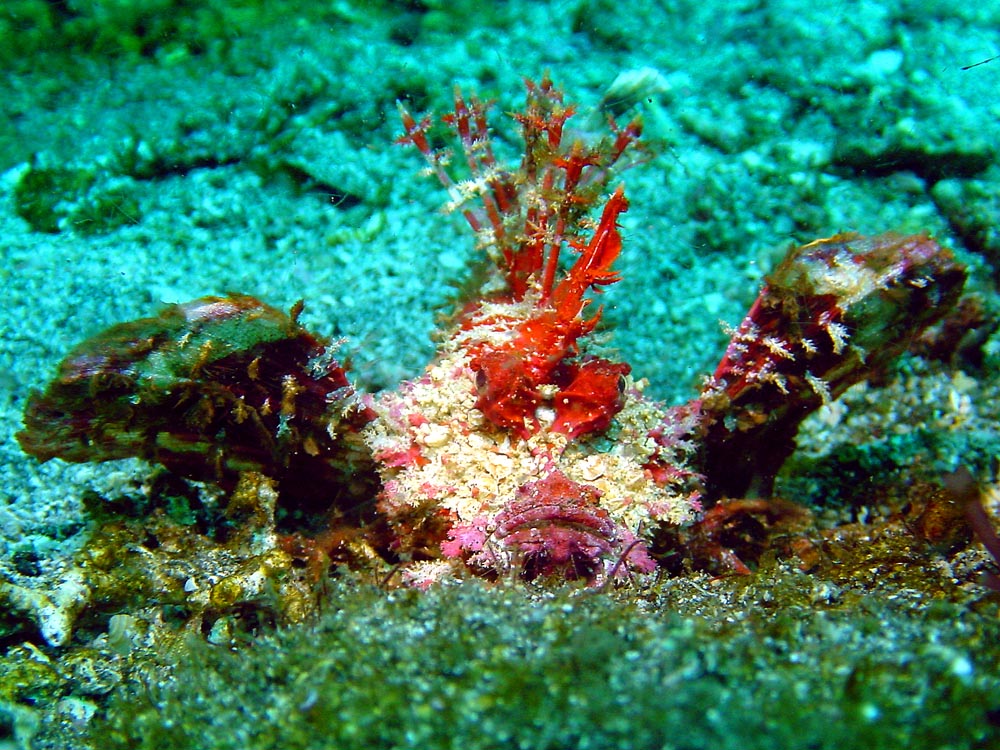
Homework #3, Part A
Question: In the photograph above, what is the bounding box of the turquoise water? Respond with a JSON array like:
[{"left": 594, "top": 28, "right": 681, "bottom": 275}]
[{"left": 1, "top": 1, "right": 999, "bottom": 747}]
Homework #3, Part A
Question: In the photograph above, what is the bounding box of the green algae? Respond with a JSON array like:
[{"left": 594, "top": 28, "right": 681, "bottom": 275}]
[
  {"left": 12, "top": 161, "right": 140, "bottom": 235},
  {"left": 1, "top": 0, "right": 318, "bottom": 65},
  {"left": 73, "top": 577, "right": 1000, "bottom": 750},
  {"left": 0, "top": 0, "right": 498, "bottom": 69}
]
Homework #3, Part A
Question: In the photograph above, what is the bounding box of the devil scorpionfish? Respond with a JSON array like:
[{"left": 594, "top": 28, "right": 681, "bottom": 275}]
[{"left": 18, "top": 77, "right": 966, "bottom": 593}]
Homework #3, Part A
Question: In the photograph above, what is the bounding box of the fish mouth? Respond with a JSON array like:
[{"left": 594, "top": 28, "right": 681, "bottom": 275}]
[
  {"left": 494, "top": 501, "right": 634, "bottom": 581},
  {"left": 442, "top": 469, "right": 657, "bottom": 581}
]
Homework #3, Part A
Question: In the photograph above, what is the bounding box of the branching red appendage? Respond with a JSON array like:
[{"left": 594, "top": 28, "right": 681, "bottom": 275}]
[
  {"left": 549, "top": 184, "right": 627, "bottom": 321},
  {"left": 402, "top": 78, "right": 640, "bottom": 441},
  {"left": 398, "top": 74, "right": 640, "bottom": 304},
  {"left": 470, "top": 352, "right": 631, "bottom": 440},
  {"left": 467, "top": 188, "right": 629, "bottom": 438}
]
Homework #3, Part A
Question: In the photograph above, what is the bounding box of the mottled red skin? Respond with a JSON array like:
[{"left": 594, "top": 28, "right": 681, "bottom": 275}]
[
  {"left": 497, "top": 470, "right": 656, "bottom": 580},
  {"left": 471, "top": 351, "right": 541, "bottom": 436},
  {"left": 443, "top": 469, "right": 656, "bottom": 581},
  {"left": 550, "top": 359, "right": 631, "bottom": 438},
  {"left": 471, "top": 353, "right": 630, "bottom": 439},
  {"left": 700, "top": 232, "right": 967, "bottom": 499}
]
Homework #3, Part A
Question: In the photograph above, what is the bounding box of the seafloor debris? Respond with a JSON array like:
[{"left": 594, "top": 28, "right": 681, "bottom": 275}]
[{"left": 13, "top": 76, "right": 973, "bottom": 646}]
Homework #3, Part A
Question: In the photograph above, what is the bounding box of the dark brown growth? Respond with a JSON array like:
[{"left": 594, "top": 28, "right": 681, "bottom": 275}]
[
  {"left": 698, "top": 232, "right": 967, "bottom": 499},
  {"left": 18, "top": 295, "right": 376, "bottom": 508}
]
